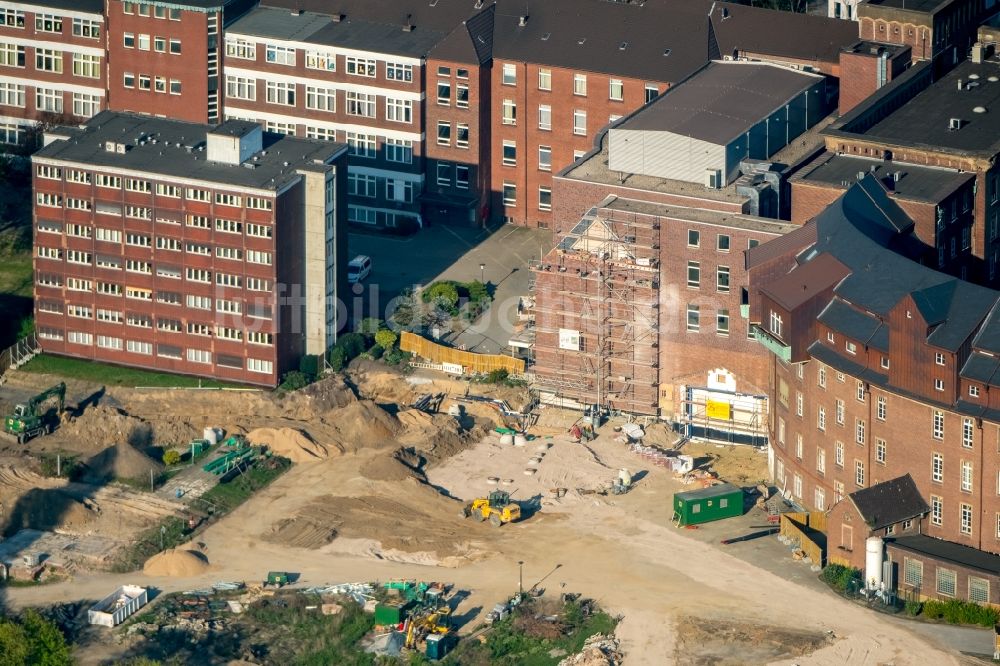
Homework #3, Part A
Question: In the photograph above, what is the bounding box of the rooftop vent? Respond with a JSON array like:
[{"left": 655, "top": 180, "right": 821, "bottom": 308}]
[
  {"left": 958, "top": 78, "right": 964, "bottom": 90},
  {"left": 969, "top": 73, "right": 980, "bottom": 80},
  {"left": 430, "top": 0, "right": 439, "bottom": 5},
  {"left": 518, "top": 14, "right": 528, "bottom": 26},
  {"left": 474, "top": 0, "right": 483, "bottom": 8},
  {"left": 893, "top": 170, "right": 902, "bottom": 182},
  {"left": 578, "top": 37, "right": 586, "bottom": 45},
  {"left": 619, "top": 41, "right": 628, "bottom": 50},
  {"left": 331, "top": 13, "right": 344, "bottom": 22},
  {"left": 290, "top": 8, "right": 302, "bottom": 15},
  {"left": 541, "top": 32, "right": 550, "bottom": 40},
  {"left": 949, "top": 117, "right": 964, "bottom": 130},
  {"left": 974, "top": 106, "right": 988, "bottom": 113},
  {"left": 721, "top": 6, "right": 730, "bottom": 18},
  {"left": 990, "top": 76, "right": 999, "bottom": 82},
  {"left": 663, "top": 48, "right": 671, "bottom": 56}
]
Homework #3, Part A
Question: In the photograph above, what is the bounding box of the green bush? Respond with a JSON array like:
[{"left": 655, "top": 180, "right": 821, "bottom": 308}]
[
  {"left": 467, "top": 280, "right": 489, "bottom": 302},
  {"left": 299, "top": 354, "right": 321, "bottom": 379},
  {"left": 819, "top": 564, "right": 862, "bottom": 592},
  {"left": 356, "top": 317, "right": 383, "bottom": 337},
  {"left": 427, "top": 282, "right": 460, "bottom": 309},
  {"left": 486, "top": 368, "right": 509, "bottom": 384},
  {"left": 904, "top": 600, "right": 923, "bottom": 616},
  {"left": 920, "top": 599, "right": 999, "bottom": 627},
  {"left": 327, "top": 348, "right": 346, "bottom": 372},
  {"left": 162, "top": 450, "right": 181, "bottom": 466},
  {"left": 335, "top": 332, "right": 367, "bottom": 361},
  {"left": 368, "top": 344, "right": 384, "bottom": 360},
  {"left": 280, "top": 370, "right": 312, "bottom": 391},
  {"left": 374, "top": 328, "right": 397, "bottom": 350}
]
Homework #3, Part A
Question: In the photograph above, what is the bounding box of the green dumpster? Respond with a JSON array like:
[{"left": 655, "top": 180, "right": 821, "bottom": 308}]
[
  {"left": 266, "top": 571, "right": 290, "bottom": 586},
  {"left": 672, "top": 483, "right": 744, "bottom": 526},
  {"left": 374, "top": 600, "right": 413, "bottom": 626}
]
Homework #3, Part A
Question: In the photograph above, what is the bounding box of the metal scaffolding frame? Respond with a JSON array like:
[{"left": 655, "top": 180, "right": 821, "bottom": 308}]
[{"left": 531, "top": 206, "right": 661, "bottom": 415}]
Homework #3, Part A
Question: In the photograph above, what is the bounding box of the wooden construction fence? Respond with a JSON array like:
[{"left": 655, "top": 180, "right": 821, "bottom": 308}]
[
  {"left": 400, "top": 331, "right": 525, "bottom": 375},
  {"left": 779, "top": 511, "right": 827, "bottom": 566}
]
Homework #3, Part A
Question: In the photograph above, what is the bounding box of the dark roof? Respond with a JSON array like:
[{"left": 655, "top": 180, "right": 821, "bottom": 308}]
[
  {"left": 34, "top": 111, "right": 346, "bottom": 192},
  {"left": 211, "top": 119, "right": 259, "bottom": 138},
  {"left": 710, "top": 2, "right": 859, "bottom": 67},
  {"left": 858, "top": 60, "right": 1000, "bottom": 157},
  {"left": 848, "top": 474, "right": 929, "bottom": 531},
  {"left": 745, "top": 221, "right": 817, "bottom": 270},
  {"left": 261, "top": 0, "right": 479, "bottom": 33},
  {"left": 795, "top": 153, "right": 974, "bottom": 204},
  {"left": 808, "top": 341, "right": 889, "bottom": 385},
  {"left": 23, "top": 0, "right": 103, "bottom": 11},
  {"left": 817, "top": 298, "right": 882, "bottom": 347},
  {"left": 891, "top": 534, "right": 1000, "bottom": 575},
  {"left": 761, "top": 252, "right": 850, "bottom": 310},
  {"left": 614, "top": 62, "right": 820, "bottom": 145},
  {"left": 961, "top": 351, "right": 1000, "bottom": 385},
  {"left": 429, "top": 4, "right": 496, "bottom": 65},
  {"left": 675, "top": 482, "right": 742, "bottom": 501},
  {"left": 230, "top": 6, "right": 447, "bottom": 57}
]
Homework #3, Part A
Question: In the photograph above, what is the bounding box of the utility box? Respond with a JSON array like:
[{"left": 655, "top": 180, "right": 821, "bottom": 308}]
[
  {"left": 426, "top": 633, "right": 456, "bottom": 660},
  {"left": 374, "top": 600, "right": 413, "bottom": 626},
  {"left": 672, "top": 483, "right": 744, "bottom": 526}
]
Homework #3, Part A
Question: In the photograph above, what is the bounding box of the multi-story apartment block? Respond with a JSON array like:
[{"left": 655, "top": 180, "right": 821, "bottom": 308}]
[
  {"left": 32, "top": 111, "right": 348, "bottom": 386},
  {"left": 0, "top": 0, "right": 106, "bottom": 144},
  {"left": 107, "top": 0, "right": 254, "bottom": 124},
  {"left": 221, "top": 4, "right": 447, "bottom": 231},
  {"left": 747, "top": 174, "right": 1000, "bottom": 556}
]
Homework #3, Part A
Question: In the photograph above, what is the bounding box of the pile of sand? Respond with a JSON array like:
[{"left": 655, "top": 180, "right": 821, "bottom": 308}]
[
  {"left": 326, "top": 401, "right": 400, "bottom": 451},
  {"left": 0, "top": 488, "right": 95, "bottom": 537},
  {"left": 396, "top": 409, "right": 434, "bottom": 430},
  {"left": 81, "top": 443, "right": 164, "bottom": 483},
  {"left": 359, "top": 451, "right": 422, "bottom": 482},
  {"left": 247, "top": 427, "right": 331, "bottom": 462},
  {"left": 143, "top": 548, "right": 210, "bottom": 577}
]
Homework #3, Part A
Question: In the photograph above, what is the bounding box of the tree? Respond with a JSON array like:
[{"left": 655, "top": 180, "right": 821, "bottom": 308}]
[
  {"left": 0, "top": 620, "right": 29, "bottom": 666},
  {"left": 16, "top": 316, "right": 33, "bottom": 341},
  {"left": 388, "top": 290, "right": 419, "bottom": 330},
  {"left": 374, "top": 329, "right": 397, "bottom": 350},
  {"left": 327, "top": 347, "right": 347, "bottom": 372},
  {"left": 355, "top": 317, "right": 383, "bottom": 337},
  {"left": 427, "top": 282, "right": 459, "bottom": 309},
  {"left": 21, "top": 610, "right": 71, "bottom": 666},
  {"left": 162, "top": 450, "right": 181, "bottom": 466},
  {"left": 280, "top": 370, "right": 312, "bottom": 391}
]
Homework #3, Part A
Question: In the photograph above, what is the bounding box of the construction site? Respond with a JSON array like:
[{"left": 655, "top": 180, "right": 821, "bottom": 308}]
[{"left": 0, "top": 357, "right": 980, "bottom": 664}]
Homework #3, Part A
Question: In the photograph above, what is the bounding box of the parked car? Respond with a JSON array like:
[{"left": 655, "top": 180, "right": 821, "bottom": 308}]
[{"left": 347, "top": 255, "right": 372, "bottom": 283}]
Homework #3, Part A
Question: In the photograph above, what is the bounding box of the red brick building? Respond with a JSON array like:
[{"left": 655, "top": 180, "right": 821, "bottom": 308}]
[
  {"left": 748, "top": 174, "right": 1000, "bottom": 555},
  {"left": 32, "top": 112, "right": 348, "bottom": 386},
  {"left": 0, "top": 0, "right": 106, "bottom": 144},
  {"left": 858, "top": 0, "right": 992, "bottom": 64},
  {"left": 838, "top": 41, "right": 912, "bottom": 115}
]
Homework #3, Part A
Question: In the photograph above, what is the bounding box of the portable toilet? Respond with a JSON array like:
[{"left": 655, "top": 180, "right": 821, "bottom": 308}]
[
  {"left": 672, "top": 483, "right": 744, "bottom": 526},
  {"left": 426, "top": 633, "right": 455, "bottom": 660}
]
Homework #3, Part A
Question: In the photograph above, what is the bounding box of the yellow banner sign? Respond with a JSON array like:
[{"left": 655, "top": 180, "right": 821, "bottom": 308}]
[{"left": 706, "top": 399, "right": 731, "bottom": 420}]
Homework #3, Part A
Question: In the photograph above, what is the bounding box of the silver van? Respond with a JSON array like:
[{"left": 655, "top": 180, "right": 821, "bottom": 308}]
[{"left": 347, "top": 255, "right": 372, "bottom": 283}]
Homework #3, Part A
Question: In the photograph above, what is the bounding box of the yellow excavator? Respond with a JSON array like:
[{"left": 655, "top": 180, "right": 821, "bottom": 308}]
[
  {"left": 462, "top": 489, "right": 521, "bottom": 527},
  {"left": 403, "top": 606, "right": 451, "bottom": 651}
]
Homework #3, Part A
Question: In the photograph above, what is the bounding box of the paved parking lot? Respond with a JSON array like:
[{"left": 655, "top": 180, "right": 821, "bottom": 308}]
[{"left": 348, "top": 223, "right": 550, "bottom": 353}]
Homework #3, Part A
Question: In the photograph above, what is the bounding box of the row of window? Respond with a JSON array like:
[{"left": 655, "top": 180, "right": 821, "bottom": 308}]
[
  {"left": 0, "top": 10, "right": 102, "bottom": 38},
  {"left": 123, "top": 3, "right": 183, "bottom": 20},
  {"left": 47, "top": 309, "right": 274, "bottom": 346},
  {"left": 225, "top": 117, "right": 414, "bottom": 163},
  {"left": 347, "top": 174, "right": 415, "bottom": 204},
  {"left": 226, "top": 39, "right": 415, "bottom": 83},
  {"left": 122, "top": 33, "right": 181, "bottom": 55},
  {"left": 686, "top": 262, "right": 731, "bottom": 292},
  {"left": 123, "top": 72, "right": 182, "bottom": 95},
  {"left": 685, "top": 304, "right": 736, "bottom": 337},
  {"left": 42, "top": 294, "right": 271, "bottom": 319},
  {"left": 37, "top": 242, "right": 273, "bottom": 267},
  {"left": 903, "top": 557, "right": 989, "bottom": 602},
  {"left": 435, "top": 162, "right": 471, "bottom": 190},
  {"left": 500, "top": 182, "right": 552, "bottom": 212},
  {"left": 0, "top": 85, "right": 100, "bottom": 117},
  {"left": 435, "top": 80, "right": 470, "bottom": 107},
  {"left": 0, "top": 44, "right": 102, "bottom": 76},
  {"left": 501, "top": 63, "right": 658, "bottom": 104},
  {"left": 35, "top": 182, "right": 273, "bottom": 211},
  {"left": 500, "top": 100, "right": 596, "bottom": 135}
]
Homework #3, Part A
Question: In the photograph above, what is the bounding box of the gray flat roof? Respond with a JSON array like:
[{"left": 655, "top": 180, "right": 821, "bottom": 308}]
[
  {"left": 795, "top": 153, "right": 974, "bottom": 203},
  {"left": 23, "top": 0, "right": 103, "bottom": 12},
  {"left": 863, "top": 0, "right": 945, "bottom": 12},
  {"left": 558, "top": 132, "right": 749, "bottom": 206},
  {"left": 859, "top": 60, "right": 1000, "bottom": 157},
  {"left": 230, "top": 6, "right": 447, "bottom": 57},
  {"left": 35, "top": 111, "right": 346, "bottom": 193},
  {"left": 602, "top": 197, "right": 798, "bottom": 236},
  {"left": 615, "top": 62, "right": 820, "bottom": 145}
]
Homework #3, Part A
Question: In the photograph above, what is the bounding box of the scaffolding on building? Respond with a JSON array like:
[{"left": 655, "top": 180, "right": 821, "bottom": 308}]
[
  {"left": 679, "top": 384, "right": 769, "bottom": 446},
  {"left": 531, "top": 205, "right": 661, "bottom": 415}
]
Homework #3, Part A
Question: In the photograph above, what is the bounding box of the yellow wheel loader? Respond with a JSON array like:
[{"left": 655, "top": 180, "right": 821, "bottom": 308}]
[{"left": 462, "top": 490, "right": 521, "bottom": 527}]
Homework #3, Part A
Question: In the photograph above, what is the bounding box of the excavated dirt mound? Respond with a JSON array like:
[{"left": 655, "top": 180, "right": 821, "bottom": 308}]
[
  {"left": 247, "top": 427, "right": 331, "bottom": 463},
  {"left": 143, "top": 548, "right": 210, "bottom": 577},
  {"left": 327, "top": 400, "right": 400, "bottom": 452},
  {"left": 1, "top": 488, "right": 95, "bottom": 536},
  {"left": 81, "top": 443, "right": 164, "bottom": 483},
  {"left": 268, "top": 516, "right": 339, "bottom": 549},
  {"left": 359, "top": 451, "right": 422, "bottom": 482}
]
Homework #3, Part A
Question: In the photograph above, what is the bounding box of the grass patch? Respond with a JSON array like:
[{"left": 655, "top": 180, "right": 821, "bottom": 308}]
[
  {"left": 111, "top": 516, "right": 189, "bottom": 573},
  {"left": 20, "top": 354, "right": 244, "bottom": 388},
  {"left": 198, "top": 456, "right": 291, "bottom": 513}
]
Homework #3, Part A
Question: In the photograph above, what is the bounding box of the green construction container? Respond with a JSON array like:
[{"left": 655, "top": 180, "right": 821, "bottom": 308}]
[
  {"left": 425, "top": 633, "right": 455, "bottom": 660},
  {"left": 672, "top": 483, "right": 744, "bottom": 526},
  {"left": 374, "top": 600, "right": 413, "bottom": 626},
  {"left": 266, "top": 571, "right": 289, "bottom": 586}
]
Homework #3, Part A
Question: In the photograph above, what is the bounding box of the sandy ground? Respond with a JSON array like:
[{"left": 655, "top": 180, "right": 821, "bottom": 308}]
[{"left": 0, "top": 367, "right": 966, "bottom": 665}]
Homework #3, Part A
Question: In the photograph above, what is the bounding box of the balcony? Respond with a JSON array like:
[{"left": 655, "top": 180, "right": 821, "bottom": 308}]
[{"left": 752, "top": 325, "right": 791, "bottom": 363}]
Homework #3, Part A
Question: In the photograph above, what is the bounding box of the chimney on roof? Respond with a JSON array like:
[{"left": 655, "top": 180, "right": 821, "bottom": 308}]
[
  {"left": 958, "top": 78, "right": 964, "bottom": 90},
  {"left": 331, "top": 13, "right": 344, "bottom": 22},
  {"left": 519, "top": 14, "right": 529, "bottom": 26},
  {"left": 402, "top": 14, "right": 414, "bottom": 31},
  {"left": 290, "top": 7, "right": 303, "bottom": 16}
]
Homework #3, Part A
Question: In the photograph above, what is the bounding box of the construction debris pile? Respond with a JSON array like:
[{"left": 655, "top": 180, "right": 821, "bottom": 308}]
[{"left": 558, "top": 633, "right": 624, "bottom": 666}]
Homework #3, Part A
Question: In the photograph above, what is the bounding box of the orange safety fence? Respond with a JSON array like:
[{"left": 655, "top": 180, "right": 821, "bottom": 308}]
[{"left": 400, "top": 331, "right": 525, "bottom": 375}]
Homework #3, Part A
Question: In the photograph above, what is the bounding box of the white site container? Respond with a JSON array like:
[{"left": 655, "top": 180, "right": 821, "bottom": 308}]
[
  {"left": 203, "top": 427, "right": 218, "bottom": 445},
  {"left": 88, "top": 585, "right": 148, "bottom": 627}
]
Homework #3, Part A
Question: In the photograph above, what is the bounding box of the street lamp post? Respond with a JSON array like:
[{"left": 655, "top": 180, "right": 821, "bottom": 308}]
[
  {"left": 480, "top": 262, "right": 486, "bottom": 285},
  {"left": 518, "top": 560, "right": 524, "bottom": 599}
]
